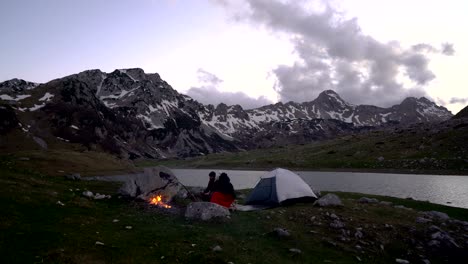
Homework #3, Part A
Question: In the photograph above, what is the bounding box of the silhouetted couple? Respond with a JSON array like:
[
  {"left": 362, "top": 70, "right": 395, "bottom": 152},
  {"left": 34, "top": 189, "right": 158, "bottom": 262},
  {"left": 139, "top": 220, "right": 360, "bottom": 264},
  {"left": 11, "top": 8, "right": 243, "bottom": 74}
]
[{"left": 202, "top": 171, "right": 236, "bottom": 208}]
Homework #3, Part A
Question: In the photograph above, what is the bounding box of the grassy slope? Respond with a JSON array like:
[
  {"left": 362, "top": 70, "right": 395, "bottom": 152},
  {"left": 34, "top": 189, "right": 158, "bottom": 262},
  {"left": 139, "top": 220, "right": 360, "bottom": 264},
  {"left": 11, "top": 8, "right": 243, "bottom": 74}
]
[
  {"left": 137, "top": 127, "right": 468, "bottom": 175},
  {"left": 1, "top": 156, "right": 468, "bottom": 264},
  {"left": 2, "top": 150, "right": 139, "bottom": 177}
]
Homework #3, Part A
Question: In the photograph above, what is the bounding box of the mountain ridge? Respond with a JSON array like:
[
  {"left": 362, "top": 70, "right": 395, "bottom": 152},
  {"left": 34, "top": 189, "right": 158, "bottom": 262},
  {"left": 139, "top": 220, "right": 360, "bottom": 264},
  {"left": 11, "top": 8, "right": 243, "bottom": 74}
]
[{"left": 0, "top": 68, "right": 454, "bottom": 159}]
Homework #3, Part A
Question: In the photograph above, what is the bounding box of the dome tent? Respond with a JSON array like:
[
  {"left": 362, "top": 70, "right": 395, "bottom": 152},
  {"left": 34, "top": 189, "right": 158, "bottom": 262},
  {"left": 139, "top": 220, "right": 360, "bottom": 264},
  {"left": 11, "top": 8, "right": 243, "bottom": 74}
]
[{"left": 245, "top": 168, "right": 317, "bottom": 206}]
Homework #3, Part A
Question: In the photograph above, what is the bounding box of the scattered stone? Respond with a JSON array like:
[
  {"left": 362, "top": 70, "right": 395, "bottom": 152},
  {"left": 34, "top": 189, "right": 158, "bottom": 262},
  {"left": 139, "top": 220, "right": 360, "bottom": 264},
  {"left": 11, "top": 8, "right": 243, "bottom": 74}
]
[
  {"left": 212, "top": 245, "right": 222, "bottom": 252},
  {"left": 125, "top": 226, "right": 132, "bottom": 230},
  {"left": 18, "top": 157, "right": 30, "bottom": 161},
  {"left": 377, "top": 156, "right": 385, "bottom": 162},
  {"left": 395, "top": 259, "right": 409, "bottom": 264},
  {"left": 161, "top": 256, "right": 165, "bottom": 260},
  {"left": 422, "top": 259, "right": 430, "bottom": 264},
  {"left": 380, "top": 201, "right": 393, "bottom": 206},
  {"left": 358, "top": 197, "right": 379, "bottom": 204},
  {"left": 94, "top": 193, "right": 107, "bottom": 200},
  {"left": 314, "top": 193, "right": 343, "bottom": 207},
  {"left": 95, "top": 241, "right": 105, "bottom": 246},
  {"left": 82, "top": 191, "right": 94, "bottom": 198},
  {"left": 428, "top": 225, "right": 442, "bottom": 232},
  {"left": 33, "top": 136, "right": 47, "bottom": 150},
  {"left": 424, "top": 211, "right": 450, "bottom": 221},
  {"left": 273, "top": 228, "right": 290, "bottom": 237},
  {"left": 416, "top": 217, "right": 432, "bottom": 224},
  {"left": 356, "top": 256, "right": 362, "bottom": 262},
  {"left": 185, "top": 202, "right": 230, "bottom": 221},
  {"left": 394, "top": 205, "right": 411, "bottom": 210},
  {"left": 56, "top": 201, "right": 65, "bottom": 206},
  {"left": 330, "top": 213, "right": 339, "bottom": 219},
  {"left": 191, "top": 244, "right": 196, "bottom": 247},
  {"left": 431, "top": 231, "right": 459, "bottom": 248},
  {"left": 330, "top": 220, "right": 345, "bottom": 229},
  {"left": 427, "top": 240, "right": 440, "bottom": 247},
  {"left": 289, "top": 248, "right": 301, "bottom": 254},
  {"left": 65, "top": 173, "right": 81, "bottom": 181},
  {"left": 355, "top": 229, "right": 363, "bottom": 239}
]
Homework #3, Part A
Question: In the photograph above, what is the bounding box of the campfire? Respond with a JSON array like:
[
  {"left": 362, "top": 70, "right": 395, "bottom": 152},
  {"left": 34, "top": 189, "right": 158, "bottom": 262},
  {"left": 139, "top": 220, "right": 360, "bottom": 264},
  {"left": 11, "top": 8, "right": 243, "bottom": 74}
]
[{"left": 149, "top": 195, "right": 172, "bottom": 208}]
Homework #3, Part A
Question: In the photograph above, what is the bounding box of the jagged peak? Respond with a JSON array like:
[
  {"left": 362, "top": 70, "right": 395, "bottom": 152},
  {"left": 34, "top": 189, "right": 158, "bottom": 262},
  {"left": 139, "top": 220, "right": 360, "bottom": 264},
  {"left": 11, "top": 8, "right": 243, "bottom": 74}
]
[
  {"left": 0, "top": 78, "right": 38, "bottom": 85},
  {"left": 0, "top": 78, "right": 40, "bottom": 91}
]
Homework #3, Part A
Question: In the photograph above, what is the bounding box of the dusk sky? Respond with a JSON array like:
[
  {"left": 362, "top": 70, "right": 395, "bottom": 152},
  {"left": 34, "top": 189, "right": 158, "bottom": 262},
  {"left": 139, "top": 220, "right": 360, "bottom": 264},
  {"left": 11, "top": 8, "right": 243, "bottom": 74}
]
[{"left": 1, "top": 0, "right": 467, "bottom": 113}]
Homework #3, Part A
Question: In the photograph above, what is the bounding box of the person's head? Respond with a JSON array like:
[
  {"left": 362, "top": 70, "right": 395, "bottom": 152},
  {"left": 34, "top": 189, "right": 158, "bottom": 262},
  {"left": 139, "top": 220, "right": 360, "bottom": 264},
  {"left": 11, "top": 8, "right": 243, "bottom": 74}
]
[
  {"left": 209, "top": 171, "right": 216, "bottom": 180},
  {"left": 219, "top": 172, "right": 230, "bottom": 183}
]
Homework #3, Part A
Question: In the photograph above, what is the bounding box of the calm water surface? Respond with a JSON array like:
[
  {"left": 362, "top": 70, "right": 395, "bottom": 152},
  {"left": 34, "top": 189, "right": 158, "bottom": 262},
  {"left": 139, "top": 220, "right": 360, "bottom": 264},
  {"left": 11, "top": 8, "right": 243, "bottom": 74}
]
[
  {"left": 173, "top": 169, "right": 468, "bottom": 209},
  {"left": 93, "top": 169, "right": 468, "bottom": 209}
]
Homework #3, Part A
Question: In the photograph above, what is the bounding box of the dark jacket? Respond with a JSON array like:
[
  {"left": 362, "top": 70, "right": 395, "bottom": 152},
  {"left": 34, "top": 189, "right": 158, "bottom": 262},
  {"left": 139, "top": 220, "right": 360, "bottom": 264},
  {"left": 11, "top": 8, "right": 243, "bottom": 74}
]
[
  {"left": 204, "top": 178, "right": 216, "bottom": 193},
  {"left": 213, "top": 173, "right": 236, "bottom": 198}
]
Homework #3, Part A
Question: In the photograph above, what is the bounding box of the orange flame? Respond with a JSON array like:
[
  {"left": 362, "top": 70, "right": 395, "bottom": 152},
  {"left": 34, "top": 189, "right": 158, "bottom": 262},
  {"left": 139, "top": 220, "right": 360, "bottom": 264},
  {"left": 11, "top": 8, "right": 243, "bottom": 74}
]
[{"left": 149, "top": 195, "right": 171, "bottom": 208}]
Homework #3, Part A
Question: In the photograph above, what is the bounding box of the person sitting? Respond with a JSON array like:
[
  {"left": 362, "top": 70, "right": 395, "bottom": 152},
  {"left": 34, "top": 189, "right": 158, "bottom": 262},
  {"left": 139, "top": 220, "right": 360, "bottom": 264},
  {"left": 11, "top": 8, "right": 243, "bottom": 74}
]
[
  {"left": 201, "top": 171, "right": 216, "bottom": 201},
  {"left": 210, "top": 172, "right": 236, "bottom": 208}
]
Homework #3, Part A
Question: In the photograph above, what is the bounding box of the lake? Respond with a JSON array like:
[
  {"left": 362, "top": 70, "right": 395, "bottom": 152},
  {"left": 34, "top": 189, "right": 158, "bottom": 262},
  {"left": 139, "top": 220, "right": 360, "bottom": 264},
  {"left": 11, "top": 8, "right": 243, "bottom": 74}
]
[
  {"left": 173, "top": 169, "right": 468, "bottom": 209},
  {"left": 92, "top": 169, "right": 468, "bottom": 209}
]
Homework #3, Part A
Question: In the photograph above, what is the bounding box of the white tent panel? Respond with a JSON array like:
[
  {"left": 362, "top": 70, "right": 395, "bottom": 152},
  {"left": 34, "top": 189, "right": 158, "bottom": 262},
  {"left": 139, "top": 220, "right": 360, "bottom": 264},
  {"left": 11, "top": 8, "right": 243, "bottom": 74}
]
[{"left": 273, "top": 168, "right": 317, "bottom": 202}]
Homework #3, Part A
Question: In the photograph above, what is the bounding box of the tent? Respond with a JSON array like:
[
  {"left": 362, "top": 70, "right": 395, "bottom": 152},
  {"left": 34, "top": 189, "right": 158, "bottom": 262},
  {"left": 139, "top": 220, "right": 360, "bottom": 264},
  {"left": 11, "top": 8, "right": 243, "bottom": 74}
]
[{"left": 245, "top": 168, "right": 317, "bottom": 206}]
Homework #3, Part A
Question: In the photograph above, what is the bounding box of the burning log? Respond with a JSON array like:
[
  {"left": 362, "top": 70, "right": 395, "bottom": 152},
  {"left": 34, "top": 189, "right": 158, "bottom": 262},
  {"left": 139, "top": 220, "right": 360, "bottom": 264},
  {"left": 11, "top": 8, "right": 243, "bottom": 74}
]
[{"left": 149, "top": 195, "right": 172, "bottom": 208}]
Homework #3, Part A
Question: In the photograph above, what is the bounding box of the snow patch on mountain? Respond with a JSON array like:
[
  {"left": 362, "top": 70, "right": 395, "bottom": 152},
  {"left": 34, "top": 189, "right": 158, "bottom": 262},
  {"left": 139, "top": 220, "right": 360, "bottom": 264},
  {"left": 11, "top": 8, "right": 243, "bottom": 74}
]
[
  {"left": 0, "top": 94, "right": 31, "bottom": 101},
  {"left": 39, "top": 92, "right": 54, "bottom": 102}
]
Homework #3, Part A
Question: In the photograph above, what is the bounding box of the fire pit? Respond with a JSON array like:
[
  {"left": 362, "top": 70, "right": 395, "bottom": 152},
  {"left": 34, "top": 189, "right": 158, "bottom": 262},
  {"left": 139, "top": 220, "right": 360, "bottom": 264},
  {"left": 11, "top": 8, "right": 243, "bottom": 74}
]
[{"left": 149, "top": 195, "right": 172, "bottom": 208}]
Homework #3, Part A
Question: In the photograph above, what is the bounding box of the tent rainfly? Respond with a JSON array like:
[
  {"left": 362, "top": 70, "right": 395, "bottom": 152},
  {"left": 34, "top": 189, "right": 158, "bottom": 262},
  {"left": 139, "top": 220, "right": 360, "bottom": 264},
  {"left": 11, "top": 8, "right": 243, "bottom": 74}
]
[{"left": 245, "top": 168, "right": 317, "bottom": 206}]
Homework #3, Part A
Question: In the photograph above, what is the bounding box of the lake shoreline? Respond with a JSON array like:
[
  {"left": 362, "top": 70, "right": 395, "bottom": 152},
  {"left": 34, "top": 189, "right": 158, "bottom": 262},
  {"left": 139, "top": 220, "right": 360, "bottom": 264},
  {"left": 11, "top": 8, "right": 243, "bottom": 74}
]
[{"left": 150, "top": 165, "right": 468, "bottom": 176}]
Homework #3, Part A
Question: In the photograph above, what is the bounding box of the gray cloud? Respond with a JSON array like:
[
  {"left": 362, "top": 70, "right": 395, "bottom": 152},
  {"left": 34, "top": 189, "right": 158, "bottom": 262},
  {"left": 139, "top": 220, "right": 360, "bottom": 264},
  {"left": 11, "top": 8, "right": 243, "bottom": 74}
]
[
  {"left": 186, "top": 69, "right": 273, "bottom": 109},
  {"left": 214, "top": 0, "right": 452, "bottom": 107},
  {"left": 449, "top": 97, "right": 468, "bottom": 104},
  {"left": 441, "top": 43, "right": 455, "bottom": 56},
  {"left": 196, "top": 69, "right": 223, "bottom": 86}
]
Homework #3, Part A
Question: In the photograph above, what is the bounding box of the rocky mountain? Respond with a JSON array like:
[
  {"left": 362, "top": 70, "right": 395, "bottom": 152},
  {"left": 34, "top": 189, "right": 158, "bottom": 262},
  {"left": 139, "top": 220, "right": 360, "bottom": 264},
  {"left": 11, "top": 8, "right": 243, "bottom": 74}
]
[
  {"left": 453, "top": 105, "right": 468, "bottom": 119},
  {"left": 0, "top": 68, "right": 453, "bottom": 159},
  {"left": 199, "top": 90, "right": 452, "bottom": 142}
]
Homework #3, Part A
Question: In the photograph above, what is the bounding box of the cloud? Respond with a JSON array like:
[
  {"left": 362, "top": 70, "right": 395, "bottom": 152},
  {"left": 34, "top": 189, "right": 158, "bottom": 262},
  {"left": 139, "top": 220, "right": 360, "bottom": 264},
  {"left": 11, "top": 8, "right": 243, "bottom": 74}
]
[
  {"left": 186, "top": 69, "right": 273, "bottom": 109},
  {"left": 441, "top": 43, "right": 455, "bottom": 56},
  {"left": 213, "top": 0, "right": 452, "bottom": 107},
  {"left": 449, "top": 97, "right": 468, "bottom": 105}
]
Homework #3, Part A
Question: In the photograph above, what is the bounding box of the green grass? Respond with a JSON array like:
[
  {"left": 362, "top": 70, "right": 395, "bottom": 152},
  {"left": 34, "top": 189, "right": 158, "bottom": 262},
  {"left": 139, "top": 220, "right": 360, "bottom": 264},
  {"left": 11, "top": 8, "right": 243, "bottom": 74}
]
[
  {"left": 136, "top": 128, "right": 468, "bottom": 175},
  {"left": 2, "top": 150, "right": 138, "bottom": 177},
  {"left": 1, "top": 157, "right": 468, "bottom": 263}
]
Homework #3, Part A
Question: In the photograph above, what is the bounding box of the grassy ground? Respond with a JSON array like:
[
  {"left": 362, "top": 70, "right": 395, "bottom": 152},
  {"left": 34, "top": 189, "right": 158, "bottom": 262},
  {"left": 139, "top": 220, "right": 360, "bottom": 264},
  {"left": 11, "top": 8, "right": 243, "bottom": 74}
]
[
  {"left": 1, "top": 157, "right": 467, "bottom": 263},
  {"left": 136, "top": 128, "right": 468, "bottom": 175},
  {"left": 2, "top": 150, "right": 138, "bottom": 176}
]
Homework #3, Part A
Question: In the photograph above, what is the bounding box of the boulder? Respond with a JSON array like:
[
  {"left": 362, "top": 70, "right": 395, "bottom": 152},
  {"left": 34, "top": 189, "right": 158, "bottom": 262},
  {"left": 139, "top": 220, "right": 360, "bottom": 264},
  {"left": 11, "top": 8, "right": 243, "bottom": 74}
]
[
  {"left": 358, "top": 197, "right": 379, "bottom": 204},
  {"left": 119, "top": 166, "right": 182, "bottom": 201},
  {"left": 314, "top": 193, "right": 343, "bottom": 207},
  {"left": 33, "top": 136, "right": 48, "bottom": 150},
  {"left": 65, "top": 173, "right": 81, "bottom": 181},
  {"left": 423, "top": 211, "right": 450, "bottom": 221},
  {"left": 273, "top": 228, "right": 290, "bottom": 237},
  {"left": 185, "top": 202, "right": 230, "bottom": 221},
  {"left": 330, "top": 219, "right": 345, "bottom": 229}
]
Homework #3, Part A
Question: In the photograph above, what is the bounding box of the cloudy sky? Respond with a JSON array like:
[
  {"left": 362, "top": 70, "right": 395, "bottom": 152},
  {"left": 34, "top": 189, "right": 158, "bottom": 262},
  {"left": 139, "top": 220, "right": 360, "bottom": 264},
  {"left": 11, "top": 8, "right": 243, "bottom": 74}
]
[{"left": 1, "top": 0, "right": 467, "bottom": 113}]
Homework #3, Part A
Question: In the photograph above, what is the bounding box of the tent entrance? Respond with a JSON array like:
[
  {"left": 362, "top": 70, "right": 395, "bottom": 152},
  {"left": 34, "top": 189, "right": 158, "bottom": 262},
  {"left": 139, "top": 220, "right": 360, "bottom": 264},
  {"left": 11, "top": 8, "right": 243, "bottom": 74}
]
[{"left": 245, "top": 177, "right": 278, "bottom": 205}]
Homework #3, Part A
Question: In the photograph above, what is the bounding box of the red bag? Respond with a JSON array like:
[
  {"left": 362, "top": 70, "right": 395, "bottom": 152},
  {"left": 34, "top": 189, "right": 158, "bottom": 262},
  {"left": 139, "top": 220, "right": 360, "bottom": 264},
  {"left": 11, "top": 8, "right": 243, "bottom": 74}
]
[{"left": 210, "top": 192, "right": 235, "bottom": 208}]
